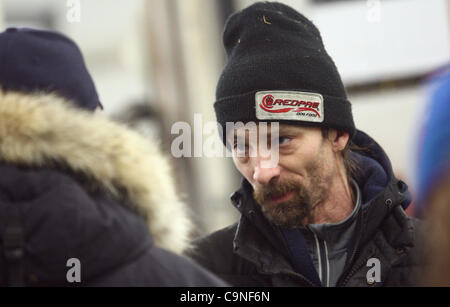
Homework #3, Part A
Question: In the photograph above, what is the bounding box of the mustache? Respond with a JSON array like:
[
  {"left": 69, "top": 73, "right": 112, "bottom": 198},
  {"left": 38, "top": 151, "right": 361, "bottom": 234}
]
[{"left": 253, "top": 180, "right": 303, "bottom": 204}]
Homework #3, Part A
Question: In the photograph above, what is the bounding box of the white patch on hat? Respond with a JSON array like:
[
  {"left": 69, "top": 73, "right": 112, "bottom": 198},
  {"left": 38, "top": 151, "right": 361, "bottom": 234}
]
[{"left": 255, "top": 90, "right": 324, "bottom": 122}]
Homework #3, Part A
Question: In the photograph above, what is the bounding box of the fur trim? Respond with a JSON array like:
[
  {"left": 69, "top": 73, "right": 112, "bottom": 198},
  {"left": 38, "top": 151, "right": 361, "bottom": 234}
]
[{"left": 0, "top": 90, "right": 191, "bottom": 254}]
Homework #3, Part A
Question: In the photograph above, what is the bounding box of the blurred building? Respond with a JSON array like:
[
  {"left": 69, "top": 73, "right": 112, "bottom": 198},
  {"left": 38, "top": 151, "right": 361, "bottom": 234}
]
[{"left": 0, "top": 0, "right": 449, "bottom": 235}]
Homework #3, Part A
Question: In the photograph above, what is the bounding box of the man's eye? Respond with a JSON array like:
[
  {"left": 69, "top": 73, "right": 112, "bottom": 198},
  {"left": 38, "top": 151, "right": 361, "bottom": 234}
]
[{"left": 278, "top": 136, "right": 291, "bottom": 145}]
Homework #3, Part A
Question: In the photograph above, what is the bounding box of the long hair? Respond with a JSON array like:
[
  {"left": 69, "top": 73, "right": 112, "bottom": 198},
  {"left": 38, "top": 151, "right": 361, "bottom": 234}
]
[{"left": 321, "top": 128, "right": 371, "bottom": 181}]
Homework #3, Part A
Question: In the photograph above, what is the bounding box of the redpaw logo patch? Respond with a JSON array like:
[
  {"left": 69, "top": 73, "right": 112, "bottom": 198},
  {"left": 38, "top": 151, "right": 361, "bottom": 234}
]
[{"left": 255, "top": 90, "right": 324, "bottom": 123}]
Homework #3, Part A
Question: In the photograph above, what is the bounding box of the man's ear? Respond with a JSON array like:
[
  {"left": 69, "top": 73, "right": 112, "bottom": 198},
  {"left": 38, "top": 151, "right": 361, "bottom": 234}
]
[{"left": 328, "top": 129, "right": 349, "bottom": 152}]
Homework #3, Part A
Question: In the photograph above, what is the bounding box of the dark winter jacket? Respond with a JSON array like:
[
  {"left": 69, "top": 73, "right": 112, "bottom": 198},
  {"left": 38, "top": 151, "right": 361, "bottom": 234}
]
[
  {"left": 186, "top": 130, "right": 424, "bottom": 287},
  {"left": 0, "top": 90, "right": 227, "bottom": 286}
]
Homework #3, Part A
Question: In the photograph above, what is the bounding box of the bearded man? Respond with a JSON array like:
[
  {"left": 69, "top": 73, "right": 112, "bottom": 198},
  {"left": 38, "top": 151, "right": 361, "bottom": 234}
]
[{"left": 186, "top": 2, "right": 424, "bottom": 287}]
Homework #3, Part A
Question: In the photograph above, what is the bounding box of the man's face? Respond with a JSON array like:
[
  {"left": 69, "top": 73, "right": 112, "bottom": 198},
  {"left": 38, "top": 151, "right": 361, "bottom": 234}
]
[{"left": 229, "top": 123, "right": 339, "bottom": 228}]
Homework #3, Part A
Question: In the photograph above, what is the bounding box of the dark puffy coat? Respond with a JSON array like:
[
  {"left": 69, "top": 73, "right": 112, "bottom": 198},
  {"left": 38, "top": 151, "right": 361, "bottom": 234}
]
[
  {"left": 0, "top": 90, "right": 227, "bottom": 286},
  {"left": 186, "top": 130, "right": 425, "bottom": 287}
]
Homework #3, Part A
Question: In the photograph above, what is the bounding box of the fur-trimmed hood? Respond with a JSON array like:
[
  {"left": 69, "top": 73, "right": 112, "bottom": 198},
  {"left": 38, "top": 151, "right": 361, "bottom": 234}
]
[{"left": 0, "top": 90, "right": 191, "bottom": 254}]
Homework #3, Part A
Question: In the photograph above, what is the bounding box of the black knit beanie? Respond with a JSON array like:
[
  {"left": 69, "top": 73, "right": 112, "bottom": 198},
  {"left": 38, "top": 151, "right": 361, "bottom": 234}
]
[
  {"left": 214, "top": 1, "right": 355, "bottom": 144},
  {"left": 0, "top": 28, "right": 102, "bottom": 111}
]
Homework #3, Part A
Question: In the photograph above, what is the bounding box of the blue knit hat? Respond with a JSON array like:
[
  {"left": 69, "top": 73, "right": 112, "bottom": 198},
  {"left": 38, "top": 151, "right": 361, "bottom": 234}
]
[
  {"left": 0, "top": 27, "right": 101, "bottom": 111},
  {"left": 415, "top": 67, "right": 450, "bottom": 216}
]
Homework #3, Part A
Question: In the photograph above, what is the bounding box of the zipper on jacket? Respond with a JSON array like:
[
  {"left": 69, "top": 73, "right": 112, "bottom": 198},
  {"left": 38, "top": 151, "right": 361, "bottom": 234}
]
[
  {"left": 339, "top": 251, "right": 374, "bottom": 286},
  {"left": 273, "top": 226, "right": 317, "bottom": 287},
  {"left": 337, "top": 242, "right": 361, "bottom": 286},
  {"left": 324, "top": 241, "right": 330, "bottom": 287},
  {"left": 336, "top": 208, "right": 365, "bottom": 286},
  {"left": 312, "top": 231, "right": 330, "bottom": 287},
  {"left": 313, "top": 232, "right": 322, "bottom": 282}
]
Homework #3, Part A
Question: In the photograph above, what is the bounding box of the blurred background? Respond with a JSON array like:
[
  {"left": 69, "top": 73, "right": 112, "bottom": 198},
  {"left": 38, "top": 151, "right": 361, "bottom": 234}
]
[{"left": 0, "top": 0, "right": 448, "bottom": 237}]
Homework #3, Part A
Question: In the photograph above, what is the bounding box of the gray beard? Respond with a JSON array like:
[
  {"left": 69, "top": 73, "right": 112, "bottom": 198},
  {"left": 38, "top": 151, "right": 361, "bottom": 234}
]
[{"left": 253, "top": 162, "right": 332, "bottom": 228}]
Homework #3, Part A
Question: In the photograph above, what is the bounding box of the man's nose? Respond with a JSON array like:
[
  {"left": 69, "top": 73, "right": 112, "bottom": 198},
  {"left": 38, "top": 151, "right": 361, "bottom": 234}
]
[{"left": 253, "top": 156, "right": 281, "bottom": 185}]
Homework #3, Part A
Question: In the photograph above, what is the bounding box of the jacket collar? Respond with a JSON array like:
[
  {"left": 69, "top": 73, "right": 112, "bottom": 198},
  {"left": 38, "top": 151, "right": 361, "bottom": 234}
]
[
  {"left": 231, "top": 180, "right": 299, "bottom": 274},
  {"left": 349, "top": 130, "right": 412, "bottom": 247},
  {"left": 0, "top": 90, "right": 191, "bottom": 254}
]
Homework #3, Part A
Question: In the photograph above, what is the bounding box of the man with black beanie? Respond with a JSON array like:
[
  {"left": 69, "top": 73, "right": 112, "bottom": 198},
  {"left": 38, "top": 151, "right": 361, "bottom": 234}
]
[
  {"left": 186, "top": 2, "right": 424, "bottom": 287},
  {"left": 0, "top": 28, "right": 227, "bottom": 286}
]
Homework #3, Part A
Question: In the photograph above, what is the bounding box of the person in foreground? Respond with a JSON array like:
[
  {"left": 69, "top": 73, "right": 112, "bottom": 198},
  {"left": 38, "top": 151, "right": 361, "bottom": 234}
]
[
  {"left": 0, "top": 28, "right": 226, "bottom": 286},
  {"left": 186, "top": 2, "right": 424, "bottom": 287}
]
